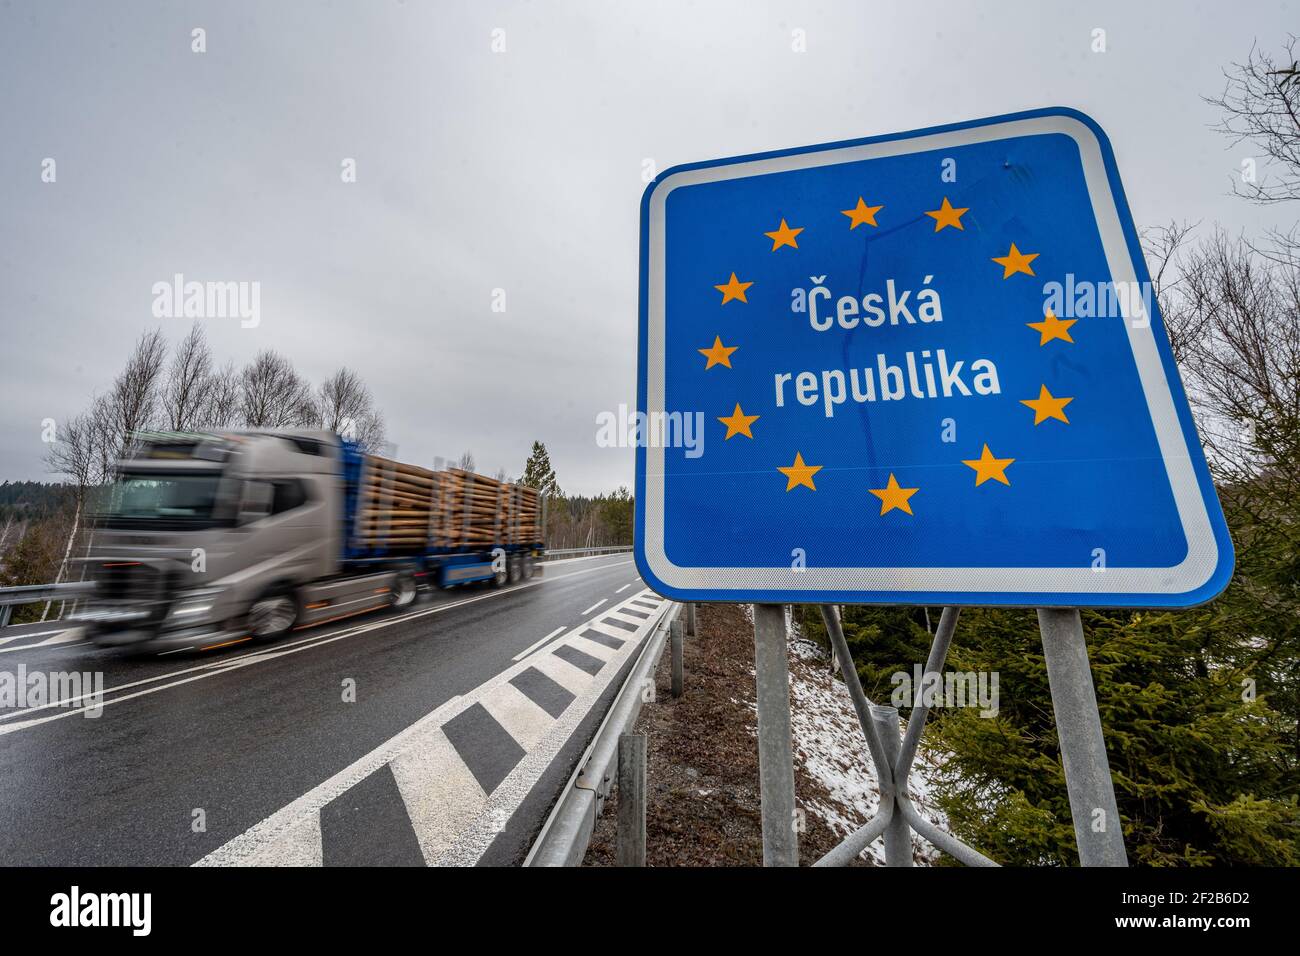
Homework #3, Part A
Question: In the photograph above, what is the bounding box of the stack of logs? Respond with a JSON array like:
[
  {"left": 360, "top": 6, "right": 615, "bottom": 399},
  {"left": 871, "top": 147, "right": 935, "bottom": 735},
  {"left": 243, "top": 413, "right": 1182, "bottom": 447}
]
[{"left": 358, "top": 456, "right": 542, "bottom": 552}]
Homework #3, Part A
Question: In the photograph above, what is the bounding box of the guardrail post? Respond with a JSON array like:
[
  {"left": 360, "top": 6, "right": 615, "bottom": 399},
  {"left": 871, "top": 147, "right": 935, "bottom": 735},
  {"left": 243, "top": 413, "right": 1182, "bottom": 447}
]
[
  {"left": 0, "top": 605, "right": 11, "bottom": 628},
  {"left": 686, "top": 602, "right": 697, "bottom": 637},
  {"left": 752, "top": 603, "right": 798, "bottom": 866},
  {"left": 616, "top": 732, "right": 647, "bottom": 866},
  {"left": 1037, "top": 608, "right": 1128, "bottom": 867},
  {"left": 872, "top": 704, "right": 912, "bottom": 867},
  {"left": 670, "top": 619, "right": 684, "bottom": 698}
]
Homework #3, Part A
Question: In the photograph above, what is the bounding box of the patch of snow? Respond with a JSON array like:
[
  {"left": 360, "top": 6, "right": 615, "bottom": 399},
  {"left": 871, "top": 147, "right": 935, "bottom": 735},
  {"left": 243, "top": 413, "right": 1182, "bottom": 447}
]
[{"left": 784, "top": 635, "right": 948, "bottom": 865}]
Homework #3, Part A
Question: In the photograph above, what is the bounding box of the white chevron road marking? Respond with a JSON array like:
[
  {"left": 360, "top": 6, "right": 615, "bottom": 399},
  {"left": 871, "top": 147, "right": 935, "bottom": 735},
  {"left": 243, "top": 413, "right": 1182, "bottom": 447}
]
[{"left": 198, "top": 589, "right": 669, "bottom": 867}]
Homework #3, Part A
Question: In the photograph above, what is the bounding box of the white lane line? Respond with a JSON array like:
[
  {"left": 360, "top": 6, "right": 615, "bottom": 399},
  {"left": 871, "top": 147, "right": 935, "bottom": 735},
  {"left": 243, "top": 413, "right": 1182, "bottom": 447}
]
[
  {"left": 614, "top": 584, "right": 632, "bottom": 594},
  {"left": 580, "top": 599, "right": 607, "bottom": 615},
  {"left": 0, "top": 559, "right": 635, "bottom": 736},
  {"left": 0, "top": 628, "right": 68, "bottom": 647},
  {"left": 390, "top": 726, "right": 486, "bottom": 866},
  {"left": 0, "top": 631, "right": 86, "bottom": 654},
  {"left": 511, "top": 626, "right": 566, "bottom": 662}
]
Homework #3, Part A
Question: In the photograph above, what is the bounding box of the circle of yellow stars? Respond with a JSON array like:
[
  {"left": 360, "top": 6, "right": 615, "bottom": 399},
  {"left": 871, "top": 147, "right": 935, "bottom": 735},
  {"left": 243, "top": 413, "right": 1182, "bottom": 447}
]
[{"left": 696, "top": 196, "right": 1078, "bottom": 519}]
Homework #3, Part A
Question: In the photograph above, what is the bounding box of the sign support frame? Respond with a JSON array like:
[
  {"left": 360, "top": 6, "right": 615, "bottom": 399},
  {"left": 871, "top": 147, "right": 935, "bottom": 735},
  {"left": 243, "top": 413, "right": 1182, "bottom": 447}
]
[{"left": 751, "top": 603, "right": 1126, "bottom": 867}]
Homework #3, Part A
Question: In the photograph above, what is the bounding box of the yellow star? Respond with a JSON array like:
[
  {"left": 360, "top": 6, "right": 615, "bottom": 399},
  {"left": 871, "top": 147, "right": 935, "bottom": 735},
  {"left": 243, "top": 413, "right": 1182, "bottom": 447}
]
[
  {"left": 1026, "top": 310, "right": 1076, "bottom": 346},
  {"left": 992, "top": 243, "right": 1039, "bottom": 278},
  {"left": 869, "top": 473, "right": 919, "bottom": 516},
  {"left": 1020, "top": 385, "right": 1073, "bottom": 425},
  {"left": 962, "top": 444, "right": 1015, "bottom": 486},
  {"left": 698, "top": 335, "right": 739, "bottom": 369},
  {"left": 777, "top": 452, "right": 822, "bottom": 491},
  {"left": 925, "top": 197, "right": 969, "bottom": 232},
  {"left": 714, "top": 272, "right": 753, "bottom": 304},
  {"left": 764, "top": 218, "right": 804, "bottom": 251},
  {"left": 718, "top": 403, "right": 760, "bottom": 439},
  {"left": 841, "top": 197, "right": 884, "bottom": 229}
]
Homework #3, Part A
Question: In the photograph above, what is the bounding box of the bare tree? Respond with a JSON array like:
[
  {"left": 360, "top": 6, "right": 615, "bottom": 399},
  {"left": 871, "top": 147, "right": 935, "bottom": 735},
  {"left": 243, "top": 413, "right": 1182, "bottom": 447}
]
[
  {"left": 1208, "top": 36, "right": 1300, "bottom": 204},
  {"left": 1141, "top": 220, "right": 1200, "bottom": 365},
  {"left": 457, "top": 450, "right": 476, "bottom": 472},
  {"left": 316, "top": 367, "right": 386, "bottom": 450},
  {"left": 202, "top": 360, "right": 242, "bottom": 428},
  {"left": 161, "top": 324, "right": 214, "bottom": 431},
  {"left": 350, "top": 409, "right": 386, "bottom": 453},
  {"left": 1164, "top": 230, "right": 1300, "bottom": 478},
  {"left": 46, "top": 411, "right": 99, "bottom": 493},
  {"left": 106, "top": 328, "right": 168, "bottom": 457},
  {"left": 88, "top": 393, "right": 118, "bottom": 482},
  {"left": 239, "top": 350, "right": 315, "bottom": 428}
]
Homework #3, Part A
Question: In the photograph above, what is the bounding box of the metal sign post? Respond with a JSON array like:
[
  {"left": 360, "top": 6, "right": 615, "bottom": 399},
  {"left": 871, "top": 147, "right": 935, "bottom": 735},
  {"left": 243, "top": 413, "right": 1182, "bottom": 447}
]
[
  {"left": 636, "top": 108, "right": 1234, "bottom": 866},
  {"left": 752, "top": 603, "right": 799, "bottom": 866},
  {"left": 1038, "top": 608, "right": 1128, "bottom": 866}
]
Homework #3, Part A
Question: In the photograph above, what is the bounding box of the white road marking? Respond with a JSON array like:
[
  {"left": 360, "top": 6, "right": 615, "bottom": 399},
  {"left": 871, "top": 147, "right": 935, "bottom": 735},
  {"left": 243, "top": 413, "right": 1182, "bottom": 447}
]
[
  {"left": 195, "top": 695, "right": 464, "bottom": 866},
  {"left": 582, "top": 617, "right": 639, "bottom": 641},
  {"left": 580, "top": 599, "right": 607, "bottom": 615},
  {"left": 569, "top": 634, "right": 618, "bottom": 661},
  {"left": 0, "top": 631, "right": 83, "bottom": 653},
  {"left": 239, "top": 813, "right": 323, "bottom": 867},
  {"left": 511, "top": 626, "right": 566, "bottom": 662},
  {"left": 197, "top": 588, "right": 670, "bottom": 867},
  {"left": 0, "top": 628, "right": 68, "bottom": 647},
  {"left": 614, "top": 584, "right": 632, "bottom": 594},
  {"left": 528, "top": 649, "right": 592, "bottom": 696},
  {"left": 0, "top": 559, "right": 634, "bottom": 736},
  {"left": 390, "top": 726, "right": 486, "bottom": 865},
  {"left": 480, "top": 682, "right": 554, "bottom": 751}
]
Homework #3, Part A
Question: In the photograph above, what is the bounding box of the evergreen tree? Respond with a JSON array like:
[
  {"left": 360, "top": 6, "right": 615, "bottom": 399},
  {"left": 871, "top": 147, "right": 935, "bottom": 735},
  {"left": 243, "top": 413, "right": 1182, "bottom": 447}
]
[
  {"left": 797, "top": 597, "right": 1300, "bottom": 866},
  {"left": 519, "top": 440, "right": 561, "bottom": 498},
  {"left": 597, "top": 487, "right": 634, "bottom": 545}
]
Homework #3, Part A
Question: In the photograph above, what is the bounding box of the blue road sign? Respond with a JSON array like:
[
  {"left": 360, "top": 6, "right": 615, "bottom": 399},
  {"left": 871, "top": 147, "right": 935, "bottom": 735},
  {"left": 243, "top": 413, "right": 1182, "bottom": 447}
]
[{"left": 634, "top": 107, "right": 1233, "bottom": 608}]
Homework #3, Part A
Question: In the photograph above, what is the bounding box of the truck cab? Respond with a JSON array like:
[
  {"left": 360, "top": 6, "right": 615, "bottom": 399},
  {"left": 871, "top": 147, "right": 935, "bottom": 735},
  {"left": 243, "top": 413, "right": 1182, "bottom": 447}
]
[{"left": 72, "top": 430, "right": 361, "bottom": 651}]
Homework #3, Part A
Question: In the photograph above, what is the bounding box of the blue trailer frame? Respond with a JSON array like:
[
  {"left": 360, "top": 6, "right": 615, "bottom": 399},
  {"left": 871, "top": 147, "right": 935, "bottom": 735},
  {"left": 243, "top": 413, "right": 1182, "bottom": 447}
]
[{"left": 337, "top": 439, "right": 544, "bottom": 588}]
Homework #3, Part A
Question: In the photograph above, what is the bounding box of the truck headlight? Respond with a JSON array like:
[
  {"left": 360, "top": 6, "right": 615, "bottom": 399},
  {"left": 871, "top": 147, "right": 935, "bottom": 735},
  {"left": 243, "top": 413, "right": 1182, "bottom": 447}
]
[{"left": 166, "top": 588, "right": 225, "bottom": 623}]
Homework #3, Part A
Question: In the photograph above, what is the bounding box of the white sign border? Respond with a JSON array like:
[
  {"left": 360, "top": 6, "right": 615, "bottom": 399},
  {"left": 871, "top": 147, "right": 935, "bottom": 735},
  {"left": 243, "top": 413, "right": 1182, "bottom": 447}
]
[{"left": 641, "top": 113, "right": 1221, "bottom": 599}]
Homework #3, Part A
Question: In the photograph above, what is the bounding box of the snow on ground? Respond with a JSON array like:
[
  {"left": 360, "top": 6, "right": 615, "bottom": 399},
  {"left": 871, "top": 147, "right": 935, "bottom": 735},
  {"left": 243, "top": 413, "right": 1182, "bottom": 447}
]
[{"left": 783, "top": 633, "right": 949, "bottom": 865}]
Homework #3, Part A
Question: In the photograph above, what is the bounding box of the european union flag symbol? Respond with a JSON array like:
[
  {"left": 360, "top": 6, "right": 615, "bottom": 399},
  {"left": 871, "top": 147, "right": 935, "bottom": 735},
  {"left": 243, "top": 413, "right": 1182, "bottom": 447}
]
[{"left": 635, "top": 108, "right": 1233, "bottom": 608}]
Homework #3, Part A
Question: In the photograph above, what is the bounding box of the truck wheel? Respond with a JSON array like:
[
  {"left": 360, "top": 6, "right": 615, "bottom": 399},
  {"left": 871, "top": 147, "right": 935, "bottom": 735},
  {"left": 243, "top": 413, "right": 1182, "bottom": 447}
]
[
  {"left": 508, "top": 555, "right": 522, "bottom": 584},
  {"left": 523, "top": 555, "right": 536, "bottom": 579},
  {"left": 392, "top": 572, "right": 417, "bottom": 608},
  {"left": 248, "top": 591, "right": 298, "bottom": 642},
  {"left": 492, "top": 561, "right": 508, "bottom": 587}
]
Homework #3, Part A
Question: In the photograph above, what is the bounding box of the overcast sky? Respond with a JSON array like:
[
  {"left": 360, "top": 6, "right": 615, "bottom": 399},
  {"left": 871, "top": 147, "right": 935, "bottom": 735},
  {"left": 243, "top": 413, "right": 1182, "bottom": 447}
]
[{"left": 1, "top": 0, "right": 1295, "bottom": 494}]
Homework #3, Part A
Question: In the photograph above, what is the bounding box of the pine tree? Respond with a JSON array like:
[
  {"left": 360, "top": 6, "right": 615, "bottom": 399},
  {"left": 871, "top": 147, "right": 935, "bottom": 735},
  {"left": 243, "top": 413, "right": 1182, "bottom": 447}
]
[
  {"left": 519, "top": 440, "right": 561, "bottom": 498},
  {"left": 798, "top": 596, "right": 1300, "bottom": 866}
]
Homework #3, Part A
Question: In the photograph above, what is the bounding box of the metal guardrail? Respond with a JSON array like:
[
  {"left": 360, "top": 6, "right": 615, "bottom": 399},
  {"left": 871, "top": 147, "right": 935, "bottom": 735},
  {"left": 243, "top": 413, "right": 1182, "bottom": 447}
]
[
  {"left": 526, "top": 600, "right": 681, "bottom": 866},
  {"left": 539, "top": 546, "right": 632, "bottom": 560},
  {"left": 0, "top": 582, "right": 94, "bottom": 627}
]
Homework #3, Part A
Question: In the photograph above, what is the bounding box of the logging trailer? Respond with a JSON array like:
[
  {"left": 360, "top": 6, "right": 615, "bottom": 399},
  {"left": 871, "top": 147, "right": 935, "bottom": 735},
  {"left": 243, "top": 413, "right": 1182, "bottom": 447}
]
[{"left": 67, "top": 429, "right": 546, "bottom": 652}]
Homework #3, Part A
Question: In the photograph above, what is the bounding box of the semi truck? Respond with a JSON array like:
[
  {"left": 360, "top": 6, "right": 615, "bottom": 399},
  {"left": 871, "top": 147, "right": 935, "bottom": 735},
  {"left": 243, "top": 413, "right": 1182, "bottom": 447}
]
[{"left": 68, "top": 429, "right": 545, "bottom": 652}]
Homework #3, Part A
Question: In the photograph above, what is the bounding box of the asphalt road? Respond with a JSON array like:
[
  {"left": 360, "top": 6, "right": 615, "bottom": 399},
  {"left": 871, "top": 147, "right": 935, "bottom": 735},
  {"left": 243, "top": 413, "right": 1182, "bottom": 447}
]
[{"left": 0, "top": 553, "right": 658, "bottom": 866}]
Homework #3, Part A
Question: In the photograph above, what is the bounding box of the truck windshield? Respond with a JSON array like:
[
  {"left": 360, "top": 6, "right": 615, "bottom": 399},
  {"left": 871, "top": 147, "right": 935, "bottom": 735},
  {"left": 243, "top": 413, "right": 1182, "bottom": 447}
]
[{"left": 94, "top": 472, "right": 231, "bottom": 529}]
